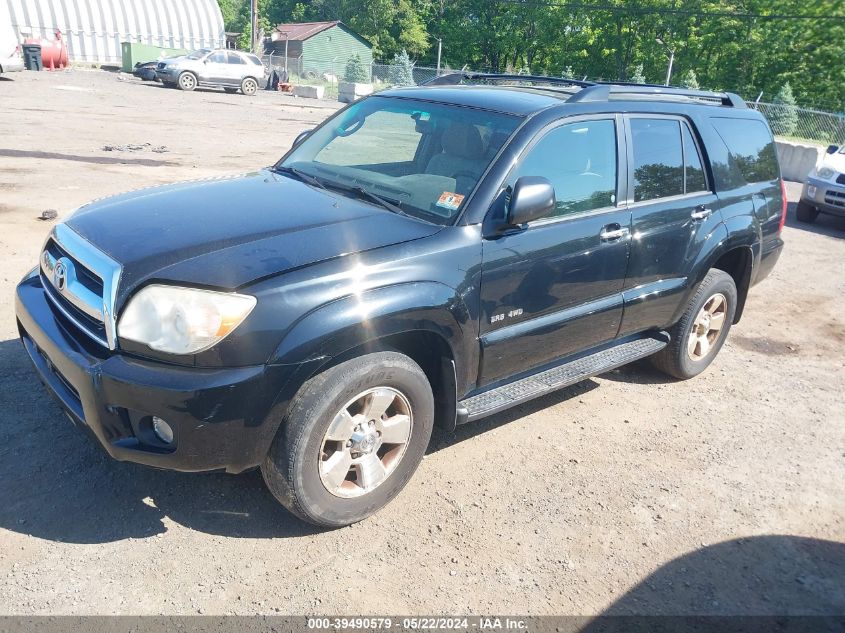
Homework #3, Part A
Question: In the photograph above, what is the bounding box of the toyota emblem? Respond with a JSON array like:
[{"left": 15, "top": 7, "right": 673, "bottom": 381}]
[{"left": 53, "top": 261, "right": 67, "bottom": 291}]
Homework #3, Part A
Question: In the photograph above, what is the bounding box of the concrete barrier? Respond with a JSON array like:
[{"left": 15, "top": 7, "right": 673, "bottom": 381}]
[
  {"left": 776, "top": 140, "right": 824, "bottom": 183},
  {"left": 292, "top": 85, "right": 325, "bottom": 99}
]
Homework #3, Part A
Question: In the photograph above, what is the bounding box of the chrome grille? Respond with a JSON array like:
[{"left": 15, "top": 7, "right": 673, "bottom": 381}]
[{"left": 39, "top": 224, "right": 122, "bottom": 349}]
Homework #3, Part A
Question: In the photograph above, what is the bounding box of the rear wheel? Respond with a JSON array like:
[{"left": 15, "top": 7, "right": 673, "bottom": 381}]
[
  {"left": 241, "top": 77, "right": 258, "bottom": 96},
  {"left": 796, "top": 200, "right": 819, "bottom": 223},
  {"left": 262, "top": 351, "right": 434, "bottom": 527},
  {"left": 177, "top": 71, "right": 197, "bottom": 91},
  {"left": 651, "top": 268, "right": 737, "bottom": 380}
]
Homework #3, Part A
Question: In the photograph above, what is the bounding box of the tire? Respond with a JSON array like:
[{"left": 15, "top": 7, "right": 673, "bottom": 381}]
[
  {"left": 796, "top": 200, "right": 819, "bottom": 223},
  {"left": 176, "top": 71, "right": 197, "bottom": 91},
  {"left": 262, "top": 351, "right": 434, "bottom": 527},
  {"left": 650, "top": 268, "right": 737, "bottom": 380},
  {"left": 241, "top": 77, "right": 258, "bottom": 96}
]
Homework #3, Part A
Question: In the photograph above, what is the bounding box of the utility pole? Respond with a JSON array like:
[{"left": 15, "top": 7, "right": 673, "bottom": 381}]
[
  {"left": 656, "top": 36, "right": 675, "bottom": 86},
  {"left": 250, "top": 0, "right": 257, "bottom": 53},
  {"left": 436, "top": 38, "right": 442, "bottom": 75}
]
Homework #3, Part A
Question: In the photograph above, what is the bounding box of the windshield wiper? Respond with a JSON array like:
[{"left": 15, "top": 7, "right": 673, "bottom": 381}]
[
  {"left": 346, "top": 186, "right": 411, "bottom": 218},
  {"left": 274, "top": 165, "right": 328, "bottom": 191}
]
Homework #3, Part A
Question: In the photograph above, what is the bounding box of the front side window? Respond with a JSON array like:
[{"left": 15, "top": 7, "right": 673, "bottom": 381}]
[
  {"left": 510, "top": 119, "right": 617, "bottom": 220},
  {"left": 208, "top": 51, "right": 227, "bottom": 64},
  {"left": 280, "top": 96, "right": 521, "bottom": 224}
]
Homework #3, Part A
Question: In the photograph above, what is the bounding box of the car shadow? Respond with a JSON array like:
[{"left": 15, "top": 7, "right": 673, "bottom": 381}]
[
  {"left": 784, "top": 200, "right": 845, "bottom": 237},
  {"left": 578, "top": 535, "right": 845, "bottom": 630},
  {"left": 0, "top": 338, "right": 320, "bottom": 543}
]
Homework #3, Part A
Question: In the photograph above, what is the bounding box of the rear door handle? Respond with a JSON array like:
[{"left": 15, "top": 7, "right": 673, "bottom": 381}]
[
  {"left": 691, "top": 206, "right": 713, "bottom": 220},
  {"left": 599, "top": 224, "right": 629, "bottom": 241}
]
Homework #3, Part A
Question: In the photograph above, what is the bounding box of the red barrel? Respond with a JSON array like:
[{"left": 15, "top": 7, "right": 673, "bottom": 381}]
[{"left": 24, "top": 30, "right": 68, "bottom": 70}]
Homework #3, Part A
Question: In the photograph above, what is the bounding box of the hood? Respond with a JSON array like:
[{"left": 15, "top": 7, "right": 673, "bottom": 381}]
[
  {"left": 818, "top": 150, "right": 845, "bottom": 177},
  {"left": 66, "top": 170, "right": 441, "bottom": 303}
]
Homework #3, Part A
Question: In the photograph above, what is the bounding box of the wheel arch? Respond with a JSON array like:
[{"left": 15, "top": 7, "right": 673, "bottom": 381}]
[{"left": 269, "top": 281, "right": 475, "bottom": 430}]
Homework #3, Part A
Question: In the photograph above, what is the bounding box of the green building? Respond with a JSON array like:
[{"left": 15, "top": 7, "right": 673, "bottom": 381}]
[{"left": 268, "top": 21, "right": 373, "bottom": 79}]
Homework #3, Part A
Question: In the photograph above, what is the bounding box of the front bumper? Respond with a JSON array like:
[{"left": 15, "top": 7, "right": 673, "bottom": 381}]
[
  {"left": 802, "top": 176, "right": 845, "bottom": 217},
  {"left": 15, "top": 274, "right": 305, "bottom": 473}
]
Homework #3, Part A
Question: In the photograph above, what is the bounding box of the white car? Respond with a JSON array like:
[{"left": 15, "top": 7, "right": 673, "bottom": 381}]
[
  {"left": 0, "top": 9, "right": 24, "bottom": 75},
  {"left": 155, "top": 48, "right": 266, "bottom": 95},
  {"left": 798, "top": 144, "right": 845, "bottom": 223}
]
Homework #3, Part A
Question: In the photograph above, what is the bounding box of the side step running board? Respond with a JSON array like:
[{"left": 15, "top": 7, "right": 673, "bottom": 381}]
[{"left": 458, "top": 334, "right": 668, "bottom": 422}]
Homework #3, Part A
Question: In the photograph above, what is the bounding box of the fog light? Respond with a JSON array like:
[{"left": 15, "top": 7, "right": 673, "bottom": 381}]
[
  {"left": 807, "top": 185, "right": 817, "bottom": 198},
  {"left": 152, "top": 416, "right": 174, "bottom": 444}
]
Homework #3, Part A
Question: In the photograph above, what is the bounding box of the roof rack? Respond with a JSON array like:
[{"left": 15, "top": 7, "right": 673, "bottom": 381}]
[
  {"left": 424, "top": 72, "right": 594, "bottom": 89},
  {"left": 423, "top": 72, "right": 746, "bottom": 108},
  {"left": 571, "top": 83, "right": 746, "bottom": 108}
]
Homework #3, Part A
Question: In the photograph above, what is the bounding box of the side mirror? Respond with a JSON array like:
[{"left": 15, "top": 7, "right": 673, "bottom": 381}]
[
  {"left": 292, "top": 129, "right": 312, "bottom": 149},
  {"left": 826, "top": 144, "right": 839, "bottom": 154},
  {"left": 507, "top": 176, "right": 556, "bottom": 226}
]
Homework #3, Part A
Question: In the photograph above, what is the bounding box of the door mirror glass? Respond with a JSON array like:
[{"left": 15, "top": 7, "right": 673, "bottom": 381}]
[
  {"left": 507, "top": 176, "right": 556, "bottom": 226},
  {"left": 826, "top": 144, "right": 839, "bottom": 154},
  {"left": 292, "top": 129, "right": 313, "bottom": 149}
]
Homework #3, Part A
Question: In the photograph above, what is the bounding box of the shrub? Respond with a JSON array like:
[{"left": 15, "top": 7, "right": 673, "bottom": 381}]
[
  {"left": 680, "top": 69, "right": 700, "bottom": 90},
  {"left": 630, "top": 63, "right": 646, "bottom": 84},
  {"left": 344, "top": 54, "right": 369, "bottom": 83},
  {"left": 388, "top": 49, "right": 415, "bottom": 86},
  {"left": 769, "top": 83, "right": 799, "bottom": 137}
]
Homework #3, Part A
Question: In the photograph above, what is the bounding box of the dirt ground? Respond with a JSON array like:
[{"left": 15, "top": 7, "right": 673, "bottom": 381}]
[{"left": 0, "top": 70, "right": 843, "bottom": 617}]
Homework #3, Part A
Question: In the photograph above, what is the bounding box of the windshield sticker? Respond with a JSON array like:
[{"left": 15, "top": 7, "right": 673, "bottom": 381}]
[{"left": 436, "top": 192, "right": 465, "bottom": 211}]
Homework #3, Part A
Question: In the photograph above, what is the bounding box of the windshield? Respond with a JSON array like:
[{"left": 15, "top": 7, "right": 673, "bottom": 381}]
[
  {"left": 278, "top": 96, "right": 521, "bottom": 224},
  {"left": 185, "top": 49, "right": 210, "bottom": 60}
]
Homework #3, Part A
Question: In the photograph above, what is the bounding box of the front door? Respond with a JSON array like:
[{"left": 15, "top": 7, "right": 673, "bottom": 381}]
[
  {"left": 478, "top": 116, "right": 632, "bottom": 387},
  {"left": 202, "top": 50, "right": 229, "bottom": 84}
]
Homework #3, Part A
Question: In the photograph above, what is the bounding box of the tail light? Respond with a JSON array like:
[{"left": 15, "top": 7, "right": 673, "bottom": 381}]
[{"left": 779, "top": 178, "right": 788, "bottom": 232}]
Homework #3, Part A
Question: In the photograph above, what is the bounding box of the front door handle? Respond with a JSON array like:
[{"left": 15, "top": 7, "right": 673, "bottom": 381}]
[
  {"left": 691, "top": 206, "right": 713, "bottom": 220},
  {"left": 599, "top": 224, "right": 629, "bottom": 241}
]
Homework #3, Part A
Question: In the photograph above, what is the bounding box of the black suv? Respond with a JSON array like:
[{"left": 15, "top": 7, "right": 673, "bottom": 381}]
[{"left": 15, "top": 74, "right": 785, "bottom": 527}]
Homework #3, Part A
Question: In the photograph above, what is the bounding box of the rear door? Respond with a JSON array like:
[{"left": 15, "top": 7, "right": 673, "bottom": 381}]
[
  {"left": 226, "top": 51, "right": 248, "bottom": 85},
  {"left": 617, "top": 115, "right": 722, "bottom": 336},
  {"left": 477, "top": 115, "right": 631, "bottom": 386}
]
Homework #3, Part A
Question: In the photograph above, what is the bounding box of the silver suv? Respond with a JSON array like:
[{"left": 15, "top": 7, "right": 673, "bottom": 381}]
[
  {"left": 797, "top": 144, "right": 845, "bottom": 224},
  {"left": 156, "top": 49, "right": 266, "bottom": 95}
]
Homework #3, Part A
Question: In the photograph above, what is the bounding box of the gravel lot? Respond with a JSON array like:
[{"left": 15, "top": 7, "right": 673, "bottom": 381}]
[{"left": 0, "top": 70, "right": 843, "bottom": 617}]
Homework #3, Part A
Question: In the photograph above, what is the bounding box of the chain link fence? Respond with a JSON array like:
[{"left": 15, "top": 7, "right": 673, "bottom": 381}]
[{"left": 750, "top": 102, "right": 845, "bottom": 146}]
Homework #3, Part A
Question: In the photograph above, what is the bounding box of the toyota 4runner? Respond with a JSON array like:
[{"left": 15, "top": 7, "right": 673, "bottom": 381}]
[{"left": 15, "top": 74, "right": 785, "bottom": 527}]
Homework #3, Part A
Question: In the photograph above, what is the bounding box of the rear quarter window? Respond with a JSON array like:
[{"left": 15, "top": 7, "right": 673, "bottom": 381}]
[{"left": 710, "top": 117, "right": 780, "bottom": 186}]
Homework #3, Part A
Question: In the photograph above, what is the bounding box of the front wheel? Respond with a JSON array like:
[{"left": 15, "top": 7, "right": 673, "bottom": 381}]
[
  {"left": 241, "top": 77, "right": 258, "bottom": 96},
  {"left": 651, "top": 268, "right": 737, "bottom": 380},
  {"left": 262, "top": 351, "right": 434, "bottom": 527},
  {"left": 177, "top": 71, "right": 196, "bottom": 91},
  {"left": 796, "top": 200, "right": 819, "bottom": 223}
]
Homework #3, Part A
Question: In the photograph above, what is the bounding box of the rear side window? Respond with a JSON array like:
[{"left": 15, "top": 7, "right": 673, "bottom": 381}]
[
  {"left": 630, "top": 118, "right": 710, "bottom": 202},
  {"left": 630, "top": 118, "right": 684, "bottom": 202},
  {"left": 227, "top": 52, "right": 246, "bottom": 64},
  {"left": 710, "top": 117, "right": 779, "bottom": 184}
]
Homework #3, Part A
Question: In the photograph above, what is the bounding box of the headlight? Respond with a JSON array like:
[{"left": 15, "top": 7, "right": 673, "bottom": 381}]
[
  {"left": 817, "top": 167, "right": 835, "bottom": 179},
  {"left": 118, "top": 285, "right": 256, "bottom": 354}
]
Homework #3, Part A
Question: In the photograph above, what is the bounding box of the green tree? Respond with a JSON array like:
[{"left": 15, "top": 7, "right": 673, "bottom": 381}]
[
  {"left": 680, "top": 69, "right": 700, "bottom": 90},
  {"left": 344, "top": 54, "right": 369, "bottom": 83},
  {"left": 388, "top": 49, "right": 415, "bottom": 85},
  {"left": 769, "top": 83, "right": 799, "bottom": 136}
]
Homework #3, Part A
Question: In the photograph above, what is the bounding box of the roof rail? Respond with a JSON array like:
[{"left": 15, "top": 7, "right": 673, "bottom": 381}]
[
  {"left": 423, "top": 72, "right": 745, "bottom": 108},
  {"left": 568, "top": 84, "right": 746, "bottom": 108},
  {"left": 424, "top": 72, "right": 595, "bottom": 89}
]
